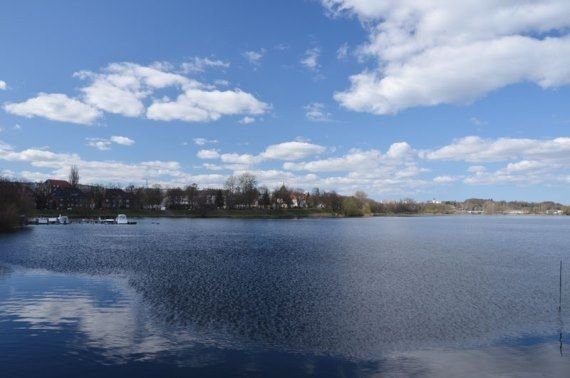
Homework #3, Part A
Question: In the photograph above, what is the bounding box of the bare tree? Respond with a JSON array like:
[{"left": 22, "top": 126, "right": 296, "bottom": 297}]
[
  {"left": 238, "top": 173, "right": 258, "bottom": 208},
  {"left": 69, "top": 165, "right": 79, "bottom": 187}
]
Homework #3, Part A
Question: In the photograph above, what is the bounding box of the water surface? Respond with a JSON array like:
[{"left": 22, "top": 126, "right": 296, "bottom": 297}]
[{"left": 1, "top": 216, "right": 569, "bottom": 376}]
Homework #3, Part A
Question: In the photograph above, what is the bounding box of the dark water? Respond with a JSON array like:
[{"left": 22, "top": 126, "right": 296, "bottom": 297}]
[{"left": 1, "top": 216, "right": 570, "bottom": 377}]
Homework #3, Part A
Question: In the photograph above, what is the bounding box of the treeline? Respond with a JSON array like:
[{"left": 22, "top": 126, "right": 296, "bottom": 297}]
[
  {"left": 0, "top": 178, "right": 35, "bottom": 231},
  {"left": 1, "top": 172, "right": 569, "bottom": 231}
]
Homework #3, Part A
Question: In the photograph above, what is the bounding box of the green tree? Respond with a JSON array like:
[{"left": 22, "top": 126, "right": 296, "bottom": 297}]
[{"left": 342, "top": 197, "right": 364, "bottom": 217}]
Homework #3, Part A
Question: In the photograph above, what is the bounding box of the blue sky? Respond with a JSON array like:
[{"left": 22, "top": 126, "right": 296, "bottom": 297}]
[{"left": 0, "top": 0, "right": 569, "bottom": 202}]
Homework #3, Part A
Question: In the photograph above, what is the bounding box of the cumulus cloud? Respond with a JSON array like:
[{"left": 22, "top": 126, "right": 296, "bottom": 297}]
[
  {"left": 261, "top": 141, "right": 326, "bottom": 161},
  {"left": 433, "top": 175, "right": 457, "bottom": 184},
  {"left": 426, "top": 136, "right": 570, "bottom": 163},
  {"left": 4, "top": 93, "right": 101, "bottom": 125},
  {"left": 195, "top": 141, "right": 328, "bottom": 171},
  {"left": 0, "top": 80, "right": 6, "bottom": 90},
  {"left": 283, "top": 142, "right": 416, "bottom": 173},
  {"left": 6, "top": 62, "right": 267, "bottom": 124},
  {"left": 424, "top": 136, "right": 570, "bottom": 186},
  {"left": 239, "top": 116, "right": 255, "bottom": 124},
  {"left": 193, "top": 138, "right": 218, "bottom": 146},
  {"left": 322, "top": 1, "right": 570, "bottom": 114},
  {"left": 301, "top": 47, "right": 321, "bottom": 70},
  {"left": 304, "top": 102, "right": 331, "bottom": 122},
  {"left": 110, "top": 136, "right": 135, "bottom": 146},
  {"left": 222, "top": 153, "right": 258, "bottom": 165},
  {"left": 75, "top": 62, "right": 191, "bottom": 117},
  {"left": 86, "top": 136, "right": 135, "bottom": 151},
  {"left": 0, "top": 141, "right": 224, "bottom": 187},
  {"left": 242, "top": 50, "right": 264, "bottom": 65},
  {"left": 197, "top": 149, "right": 220, "bottom": 159},
  {"left": 181, "top": 57, "right": 230, "bottom": 73},
  {"left": 147, "top": 88, "right": 269, "bottom": 122}
]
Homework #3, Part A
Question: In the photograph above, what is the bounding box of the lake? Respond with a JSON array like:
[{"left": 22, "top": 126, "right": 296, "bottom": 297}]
[{"left": 1, "top": 216, "right": 570, "bottom": 377}]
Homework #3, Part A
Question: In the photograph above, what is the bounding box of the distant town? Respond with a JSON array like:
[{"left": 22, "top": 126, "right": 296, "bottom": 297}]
[{"left": 1, "top": 166, "right": 568, "bottom": 231}]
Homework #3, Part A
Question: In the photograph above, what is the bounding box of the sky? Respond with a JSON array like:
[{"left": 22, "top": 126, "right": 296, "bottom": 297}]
[{"left": 0, "top": 0, "right": 569, "bottom": 203}]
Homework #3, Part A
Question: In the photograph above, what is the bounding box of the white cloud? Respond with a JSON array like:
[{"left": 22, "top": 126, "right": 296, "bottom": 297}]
[
  {"left": 283, "top": 143, "right": 417, "bottom": 173},
  {"left": 87, "top": 139, "right": 112, "bottom": 151},
  {"left": 86, "top": 136, "right": 135, "bottom": 151},
  {"left": 337, "top": 43, "right": 349, "bottom": 60},
  {"left": 110, "top": 136, "right": 135, "bottom": 146},
  {"left": 284, "top": 149, "right": 382, "bottom": 172},
  {"left": 193, "top": 138, "right": 218, "bottom": 146},
  {"left": 4, "top": 93, "right": 101, "bottom": 125},
  {"left": 0, "top": 80, "right": 6, "bottom": 90},
  {"left": 304, "top": 102, "right": 331, "bottom": 122},
  {"left": 262, "top": 141, "right": 326, "bottom": 161},
  {"left": 147, "top": 88, "right": 269, "bottom": 122},
  {"left": 239, "top": 116, "right": 255, "bottom": 124},
  {"left": 323, "top": 1, "right": 570, "bottom": 114},
  {"left": 0, "top": 141, "right": 228, "bottom": 187},
  {"left": 197, "top": 149, "right": 220, "bottom": 159},
  {"left": 7, "top": 62, "right": 267, "bottom": 124},
  {"left": 205, "top": 141, "right": 327, "bottom": 167},
  {"left": 181, "top": 57, "right": 230, "bottom": 73},
  {"left": 433, "top": 175, "right": 457, "bottom": 184},
  {"left": 242, "top": 50, "right": 264, "bottom": 65},
  {"left": 75, "top": 62, "right": 190, "bottom": 117},
  {"left": 301, "top": 47, "right": 321, "bottom": 70},
  {"left": 426, "top": 136, "right": 570, "bottom": 163},
  {"left": 421, "top": 136, "right": 570, "bottom": 186},
  {"left": 386, "top": 142, "right": 413, "bottom": 160}
]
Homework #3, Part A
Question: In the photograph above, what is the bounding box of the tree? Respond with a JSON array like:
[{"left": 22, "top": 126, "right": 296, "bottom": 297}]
[
  {"left": 272, "top": 184, "right": 291, "bottom": 208},
  {"left": 224, "top": 175, "right": 238, "bottom": 209},
  {"left": 238, "top": 173, "right": 258, "bottom": 208},
  {"left": 69, "top": 165, "right": 79, "bottom": 187},
  {"left": 0, "top": 178, "right": 34, "bottom": 231},
  {"left": 125, "top": 185, "right": 145, "bottom": 210},
  {"left": 259, "top": 186, "right": 271, "bottom": 208},
  {"left": 342, "top": 197, "right": 363, "bottom": 217},
  {"left": 214, "top": 189, "right": 225, "bottom": 208},
  {"left": 185, "top": 184, "right": 198, "bottom": 210},
  {"left": 167, "top": 187, "right": 186, "bottom": 209},
  {"left": 144, "top": 185, "right": 163, "bottom": 210}
]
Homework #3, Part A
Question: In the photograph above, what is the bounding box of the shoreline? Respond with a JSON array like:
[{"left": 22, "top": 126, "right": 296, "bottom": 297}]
[{"left": 25, "top": 209, "right": 569, "bottom": 221}]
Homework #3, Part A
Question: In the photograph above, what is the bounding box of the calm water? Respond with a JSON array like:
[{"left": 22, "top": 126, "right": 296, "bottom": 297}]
[{"left": 1, "top": 216, "right": 570, "bottom": 377}]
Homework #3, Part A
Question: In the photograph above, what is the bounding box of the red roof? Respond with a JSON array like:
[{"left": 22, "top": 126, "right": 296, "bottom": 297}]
[{"left": 45, "top": 179, "right": 71, "bottom": 187}]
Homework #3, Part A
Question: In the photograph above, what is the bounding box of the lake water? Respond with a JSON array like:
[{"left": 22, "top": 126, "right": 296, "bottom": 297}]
[{"left": 1, "top": 216, "right": 570, "bottom": 377}]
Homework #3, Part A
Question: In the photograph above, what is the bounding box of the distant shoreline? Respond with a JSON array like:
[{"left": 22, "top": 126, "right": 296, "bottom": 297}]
[{"left": 26, "top": 209, "right": 568, "bottom": 221}]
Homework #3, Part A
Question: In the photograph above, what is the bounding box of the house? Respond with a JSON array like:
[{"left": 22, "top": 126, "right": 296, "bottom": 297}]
[
  {"left": 44, "top": 179, "right": 71, "bottom": 192},
  {"left": 102, "top": 188, "right": 131, "bottom": 209},
  {"left": 290, "top": 193, "right": 308, "bottom": 208},
  {"left": 48, "top": 187, "right": 90, "bottom": 210}
]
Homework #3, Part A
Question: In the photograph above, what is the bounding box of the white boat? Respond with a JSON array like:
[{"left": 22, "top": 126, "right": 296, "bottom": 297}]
[
  {"left": 115, "top": 214, "right": 128, "bottom": 224},
  {"left": 37, "top": 217, "right": 49, "bottom": 225},
  {"left": 57, "top": 215, "right": 69, "bottom": 224}
]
